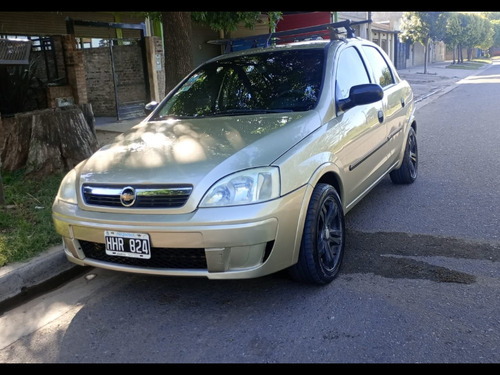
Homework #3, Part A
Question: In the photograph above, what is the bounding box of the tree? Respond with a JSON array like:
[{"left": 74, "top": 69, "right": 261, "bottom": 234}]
[
  {"left": 444, "top": 12, "right": 494, "bottom": 63},
  {"left": 0, "top": 163, "right": 4, "bottom": 206},
  {"left": 462, "top": 13, "right": 493, "bottom": 60},
  {"left": 400, "top": 12, "right": 448, "bottom": 74},
  {"left": 477, "top": 12, "right": 500, "bottom": 57},
  {"left": 161, "top": 12, "right": 193, "bottom": 94},
  {"left": 191, "top": 11, "right": 264, "bottom": 36},
  {"left": 160, "top": 12, "right": 282, "bottom": 92},
  {"left": 490, "top": 20, "right": 500, "bottom": 54},
  {"left": 444, "top": 12, "right": 465, "bottom": 63},
  {"left": 0, "top": 106, "right": 98, "bottom": 177},
  {"left": 0, "top": 33, "right": 99, "bottom": 179},
  {"left": 475, "top": 16, "right": 494, "bottom": 57}
]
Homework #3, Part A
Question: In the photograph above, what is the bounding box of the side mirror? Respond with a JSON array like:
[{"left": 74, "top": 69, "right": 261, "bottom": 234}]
[
  {"left": 144, "top": 101, "right": 159, "bottom": 115},
  {"left": 337, "top": 83, "right": 383, "bottom": 112}
]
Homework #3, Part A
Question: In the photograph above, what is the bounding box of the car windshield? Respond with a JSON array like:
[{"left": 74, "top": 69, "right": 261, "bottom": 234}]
[{"left": 152, "top": 49, "right": 325, "bottom": 119}]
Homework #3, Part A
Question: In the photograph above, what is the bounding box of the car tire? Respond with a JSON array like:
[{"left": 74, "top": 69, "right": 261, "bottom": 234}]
[
  {"left": 289, "top": 183, "right": 345, "bottom": 285},
  {"left": 390, "top": 127, "right": 418, "bottom": 184}
]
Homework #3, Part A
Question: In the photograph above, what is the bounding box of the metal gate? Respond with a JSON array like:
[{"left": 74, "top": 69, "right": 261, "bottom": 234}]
[
  {"left": 394, "top": 38, "right": 408, "bottom": 70},
  {"left": 66, "top": 18, "right": 150, "bottom": 121}
]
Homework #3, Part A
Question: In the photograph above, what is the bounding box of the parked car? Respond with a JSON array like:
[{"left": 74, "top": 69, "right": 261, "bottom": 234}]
[{"left": 52, "top": 24, "right": 417, "bottom": 284}]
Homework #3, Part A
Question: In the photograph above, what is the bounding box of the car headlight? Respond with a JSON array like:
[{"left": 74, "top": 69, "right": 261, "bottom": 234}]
[
  {"left": 200, "top": 167, "right": 280, "bottom": 207},
  {"left": 56, "top": 168, "right": 78, "bottom": 204}
]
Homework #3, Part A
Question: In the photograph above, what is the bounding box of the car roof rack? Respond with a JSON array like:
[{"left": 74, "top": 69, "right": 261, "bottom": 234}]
[{"left": 208, "top": 19, "right": 372, "bottom": 54}]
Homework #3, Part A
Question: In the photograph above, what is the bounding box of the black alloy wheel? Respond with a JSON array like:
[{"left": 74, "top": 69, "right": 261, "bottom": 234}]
[
  {"left": 390, "top": 126, "right": 418, "bottom": 184},
  {"left": 289, "top": 183, "right": 345, "bottom": 285}
]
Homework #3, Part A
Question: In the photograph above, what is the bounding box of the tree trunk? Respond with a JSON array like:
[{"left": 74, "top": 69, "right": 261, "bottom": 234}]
[
  {"left": 0, "top": 105, "right": 98, "bottom": 177},
  {"left": 423, "top": 38, "right": 429, "bottom": 74},
  {"left": 0, "top": 116, "right": 5, "bottom": 205},
  {"left": 0, "top": 166, "right": 5, "bottom": 205},
  {"left": 162, "top": 12, "right": 193, "bottom": 93}
]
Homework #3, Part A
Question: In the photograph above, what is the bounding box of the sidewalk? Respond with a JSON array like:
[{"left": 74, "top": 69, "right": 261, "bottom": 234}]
[
  {"left": 0, "top": 60, "right": 492, "bottom": 310},
  {"left": 95, "top": 116, "right": 146, "bottom": 133},
  {"left": 398, "top": 60, "right": 489, "bottom": 109}
]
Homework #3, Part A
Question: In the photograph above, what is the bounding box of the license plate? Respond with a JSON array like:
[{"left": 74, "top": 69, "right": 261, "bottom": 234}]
[{"left": 104, "top": 231, "right": 151, "bottom": 259}]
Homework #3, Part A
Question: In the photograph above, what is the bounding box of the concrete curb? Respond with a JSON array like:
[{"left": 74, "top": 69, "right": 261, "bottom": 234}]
[{"left": 0, "top": 245, "right": 77, "bottom": 307}]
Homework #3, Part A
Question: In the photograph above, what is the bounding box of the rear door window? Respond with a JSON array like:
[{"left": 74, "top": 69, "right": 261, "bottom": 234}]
[{"left": 361, "top": 45, "right": 395, "bottom": 88}]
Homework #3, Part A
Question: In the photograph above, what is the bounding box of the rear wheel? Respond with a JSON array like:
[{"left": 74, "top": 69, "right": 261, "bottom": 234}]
[
  {"left": 390, "top": 127, "right": 418, "bottom": 184},
  {"left": 289, "top": 183, "right": 345, "bottom": 285}
]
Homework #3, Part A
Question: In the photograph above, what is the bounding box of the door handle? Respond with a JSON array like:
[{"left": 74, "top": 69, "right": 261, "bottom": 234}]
[
  {"left": 378, "top": 110, "right": 384, "bottom": 123},
  {"left": 401, "top": 98, "right": 405, "bottom": 107}
]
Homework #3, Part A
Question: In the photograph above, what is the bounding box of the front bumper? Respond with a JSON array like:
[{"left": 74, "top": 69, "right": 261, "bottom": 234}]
[{"left": 52, "top": 186, "right": 308, "bottom": 280}]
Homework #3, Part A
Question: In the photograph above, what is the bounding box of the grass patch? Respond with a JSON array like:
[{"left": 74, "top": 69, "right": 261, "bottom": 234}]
[
  {"left": 0, "top": 170, "right": 63, "bottom": 267},
  {"left": 446, "top": 58, "right": 491, "bottom": 70}
]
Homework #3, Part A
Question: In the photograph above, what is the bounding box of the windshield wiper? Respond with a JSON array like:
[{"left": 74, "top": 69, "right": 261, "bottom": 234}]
[
  {"left": 150, "top": 115, "right": 196, "bottom": 121},
  {"left": 211, "top": 108, "right": 294, "bottom": 116},
  {"left": 149, "top": 108, "right": 294, "bottom": 121}
]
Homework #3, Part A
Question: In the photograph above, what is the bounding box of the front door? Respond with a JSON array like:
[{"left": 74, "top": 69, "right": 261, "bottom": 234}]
[{"left": 332, "top": 46, "right": 388, "bottom": 208}]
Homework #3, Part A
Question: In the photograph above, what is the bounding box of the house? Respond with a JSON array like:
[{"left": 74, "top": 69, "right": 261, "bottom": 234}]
[{"left": 273, "top": 11, "right": 445, "bottom": 69}]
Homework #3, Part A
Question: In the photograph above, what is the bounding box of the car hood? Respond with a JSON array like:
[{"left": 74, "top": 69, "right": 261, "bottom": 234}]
[{"left": 79, "top": 112, "right": 320, "bottom": 206}]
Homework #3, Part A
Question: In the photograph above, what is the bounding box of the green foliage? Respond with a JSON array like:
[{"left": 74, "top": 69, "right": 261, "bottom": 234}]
[
  {"left": 400, "top": 12, "right": 448, "bottom": 45},
  {"left": 192, "top": 12, "right": 260, "bottom": 34},
  {"left": 444, "top": 12, "right": 465, "bottom": 49},
  {"left": 481, "top": 12, "right": 500, "bottom": 21},
  {"left": 191, "top": 11, "right": 282, "bottom": 35},
  {"left": 0, "top": 170, "right": 63, "bottom": 267},
  {"left": 491, "top": 20, "right": 500, "bottom": 48},
  {"left": 400, "top": 12, "right": 429, "bottom": 44},
  {"left": 145, "top": 11, "right": 283, "bottom": 36},
  {"left": 402, "top": 12, "right": 495, "bottom": 64}
]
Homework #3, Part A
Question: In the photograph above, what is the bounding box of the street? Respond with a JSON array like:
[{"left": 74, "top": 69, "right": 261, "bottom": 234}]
[{"left": 0, "top": 62, "right": 499, "bottom": 363}]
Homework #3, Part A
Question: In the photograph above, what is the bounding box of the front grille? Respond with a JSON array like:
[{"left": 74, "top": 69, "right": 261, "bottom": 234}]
[
  {"left": 82, "top": 184, "right": 192, "bottom": 208},
  {"left": 80, "top": 240, "right": 207, "bottom": 269}
]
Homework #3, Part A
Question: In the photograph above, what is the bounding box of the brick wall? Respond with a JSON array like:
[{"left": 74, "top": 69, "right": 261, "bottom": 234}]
[
  {"left": 83, "top": 47, "right": 114, "bottom": 116},
  {"left": 62, "top": 35, "right": 87, "bottom": 105}
]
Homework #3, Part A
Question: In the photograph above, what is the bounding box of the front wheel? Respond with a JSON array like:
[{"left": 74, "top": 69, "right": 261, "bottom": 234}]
[
  {"left": 390, "top": 127, "right": 418, "bottom": 184},
  {"left": 289, "top": 183, "right": 345, "bottom": 285}
]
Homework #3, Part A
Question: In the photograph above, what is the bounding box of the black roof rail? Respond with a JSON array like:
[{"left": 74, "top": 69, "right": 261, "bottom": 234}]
[{"left": 208, "top": 19, "right": 372, "bottom": 54}]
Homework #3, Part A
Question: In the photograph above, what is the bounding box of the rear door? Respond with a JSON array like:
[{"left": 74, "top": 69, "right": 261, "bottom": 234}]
[{"left": 361, "top": 44, "right": 409, "bottom": 166}]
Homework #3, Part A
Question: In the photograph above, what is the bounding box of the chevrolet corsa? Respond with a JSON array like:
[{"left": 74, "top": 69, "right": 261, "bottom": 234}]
[{"left": 52, "top": 24, "right": 417, "bottom": 284}]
